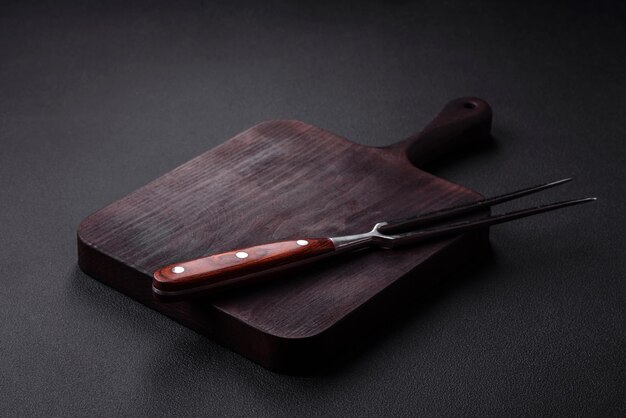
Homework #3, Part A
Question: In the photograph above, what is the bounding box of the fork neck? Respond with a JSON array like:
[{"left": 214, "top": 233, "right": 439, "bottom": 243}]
[{"left": 330, "top": 223, "right": 395, "bottom": 252}]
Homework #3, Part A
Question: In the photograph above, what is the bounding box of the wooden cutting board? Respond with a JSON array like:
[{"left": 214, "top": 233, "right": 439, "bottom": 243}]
[{"left": 77, "top": 97, "right": 493, "bottom": 374}]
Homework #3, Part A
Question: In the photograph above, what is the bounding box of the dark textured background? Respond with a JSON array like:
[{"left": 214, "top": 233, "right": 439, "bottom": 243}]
[{"left": 1, "top": 0, "right": 624, "bottom": 416}]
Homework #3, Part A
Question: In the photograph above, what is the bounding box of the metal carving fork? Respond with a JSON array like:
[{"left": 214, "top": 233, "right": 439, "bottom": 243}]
[{"left": 153, "top": 178, "right": 595, "bottom": 300}]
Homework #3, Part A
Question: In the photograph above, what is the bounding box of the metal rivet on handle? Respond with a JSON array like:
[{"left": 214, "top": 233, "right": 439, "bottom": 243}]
[
  {"left": 236, "top": 251, "right": 249, "bottom": 259},
  {"left": 296, "top": 240, "right": 309, "bottom": 246},
  {"left": 171, "top": 266, "right": 185, "bottom": 274}
]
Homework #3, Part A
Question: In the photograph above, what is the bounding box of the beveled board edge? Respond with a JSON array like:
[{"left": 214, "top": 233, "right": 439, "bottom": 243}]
[{"left": 78, "top": 224, "right": 490, "bottom": 374}]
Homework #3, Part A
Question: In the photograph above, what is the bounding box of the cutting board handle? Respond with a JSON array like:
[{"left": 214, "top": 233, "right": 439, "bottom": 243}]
[{"left": 389, "top": 97, "right": 492, "bottom": 167}]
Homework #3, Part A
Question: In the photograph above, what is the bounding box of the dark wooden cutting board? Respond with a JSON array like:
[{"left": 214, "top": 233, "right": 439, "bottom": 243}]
[{"left": 77, "top": 97, "right": 493, "bottom": 373}]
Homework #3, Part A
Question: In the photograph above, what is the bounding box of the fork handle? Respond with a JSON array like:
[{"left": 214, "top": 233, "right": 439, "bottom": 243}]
[{"left": 152, "top": 238, "right": 335, "bottom": 300}]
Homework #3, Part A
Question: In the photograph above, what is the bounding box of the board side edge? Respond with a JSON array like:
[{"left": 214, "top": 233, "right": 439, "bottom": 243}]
[{"left": 77, "top": 224, "right": 490, "bottom": 374}]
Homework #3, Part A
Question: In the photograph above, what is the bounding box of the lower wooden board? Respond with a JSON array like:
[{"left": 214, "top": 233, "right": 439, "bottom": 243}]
[{"left": 78, "top": 97, "right": 493, "bottom": 373}]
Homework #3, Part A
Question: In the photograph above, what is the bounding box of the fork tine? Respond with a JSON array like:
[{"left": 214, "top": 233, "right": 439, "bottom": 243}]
[
  {"left": 379, "top": 178, "right": 574, "bottom": 234},
  {"left": 385, "top": 197, "right": 596, "bottom": 246}
]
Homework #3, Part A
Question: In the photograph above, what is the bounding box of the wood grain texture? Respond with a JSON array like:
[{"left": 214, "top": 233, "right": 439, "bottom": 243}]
[
  {"left": 77, "top": 97, "right": 493, "bottom": 373},
  {"left": 153, "top": 238, "right": 335, "bottom": 297}
]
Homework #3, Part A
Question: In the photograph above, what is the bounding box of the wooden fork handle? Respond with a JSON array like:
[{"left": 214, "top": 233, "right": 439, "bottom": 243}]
[{"left": 152, "top": 238, "right": 335, "bottom": 300}]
